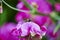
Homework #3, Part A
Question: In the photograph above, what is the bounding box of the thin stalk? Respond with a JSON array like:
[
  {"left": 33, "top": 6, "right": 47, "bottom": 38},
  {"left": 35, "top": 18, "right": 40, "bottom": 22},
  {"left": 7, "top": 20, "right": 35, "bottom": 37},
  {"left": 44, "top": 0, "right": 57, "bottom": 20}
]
[
  {"left": 2, "top": 0, "right": 29, "bottom": 13},
  {"left": 22, "top": 0, "right": 33, "bottom": 10}
]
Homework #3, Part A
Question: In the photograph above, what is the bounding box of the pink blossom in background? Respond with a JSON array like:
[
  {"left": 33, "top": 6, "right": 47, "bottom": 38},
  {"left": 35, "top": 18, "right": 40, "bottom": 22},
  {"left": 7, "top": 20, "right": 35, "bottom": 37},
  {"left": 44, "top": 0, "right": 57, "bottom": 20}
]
[
  {"left": 15, "top": 12, "right": 30, "bottom": 22},
  {"left": 16, "top": 2, "right": 29, "bottom": 10},
  {"left": 32, "top": 15, "right": 48, "bottom": 26},
  {"left": 56, "top": 30, "right": 60, "bottom": 40},
  {"left": 55, "top": 3, "right": 60, "bottom": 12},
  {"left": 0, "top": 23, "right": 19, "bottom": 40},
  {"left": 15, "top": 13, "right": 49, "bottom": 26},
  {"left": 16, "top": 0, "right": 53, "bottom": 27},
  {"left": 15, "top": 12, "right": 50, "bottom": 26},
  {"left": 46, "top": 23, "right": 60, "bottom": 40},
  {"left": 46, "top": 24, "right": 56, "bottom": 37},
  {"left": 17, "top": 0, "right": 52, "bottom": 14},
  {"left": 26, "top": 0, "right": 52, "bottom": 14},
  {"left": 17, "top": 2, "right": 24, "bottom": 9}
]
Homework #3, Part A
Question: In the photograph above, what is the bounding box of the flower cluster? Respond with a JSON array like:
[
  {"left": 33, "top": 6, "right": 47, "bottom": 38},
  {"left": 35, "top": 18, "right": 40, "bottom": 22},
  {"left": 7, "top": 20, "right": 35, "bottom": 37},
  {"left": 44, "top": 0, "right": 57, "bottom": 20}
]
[
  {"left": 0, "top": 22, "right": 47, "bottom": 40},
  {"left": 0, "top": 0, "right": 60, "bottom": 40}
]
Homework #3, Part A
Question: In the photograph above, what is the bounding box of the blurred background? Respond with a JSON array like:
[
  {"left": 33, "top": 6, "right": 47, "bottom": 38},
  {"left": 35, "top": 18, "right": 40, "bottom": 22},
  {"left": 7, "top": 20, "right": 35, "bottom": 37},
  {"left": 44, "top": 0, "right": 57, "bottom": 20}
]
[{"left": 0, "top": 0, "right": 60, "bottom": 40}]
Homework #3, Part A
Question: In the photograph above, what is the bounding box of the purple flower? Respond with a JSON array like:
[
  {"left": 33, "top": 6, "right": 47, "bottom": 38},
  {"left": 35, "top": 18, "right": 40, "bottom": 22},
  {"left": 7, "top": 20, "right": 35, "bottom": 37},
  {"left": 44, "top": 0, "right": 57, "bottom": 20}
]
[
  {"left": 46, "top": 23, "right": 60, "bottom": 40},
  {"left": 55, "top": 3, "right": 60, "bottom": 12},
  {"left": 15, "top": 13, "right": 49, "bottom": 26},
  {"left": 17, "top": 0, "right": 52, "bottom": 14},
  {"left": 0, "top": 22, "right": 19, "bottom": 40},
  {"left": 46, "top": 23, "right": 56, "bottom": 37},
  {"left": 16, "top": 22, "right": 47, "bottom": 38},
  {"left": 56, "top": 30, "right": 60, "bottom": 40},
  {"left": 47, "top": 30, "right": 60, "bottom": 40},
  {"left": 15, "top": 12, "right": 30, "bottom": 22},
  {"left": 17, "top": 2, "right": 24, "bottom": 9},
  {"left": 32, "top": 15, "right": 48, "bottom": 26},
  {"left": 27, "top": 0, "right": 52, "bottom": 14}
]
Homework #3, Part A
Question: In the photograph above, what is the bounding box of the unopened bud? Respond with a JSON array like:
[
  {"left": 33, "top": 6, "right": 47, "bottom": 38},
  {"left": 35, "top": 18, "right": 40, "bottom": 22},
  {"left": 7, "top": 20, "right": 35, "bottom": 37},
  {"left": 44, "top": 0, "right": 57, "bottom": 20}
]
[
  {"left": 0, "top": 1, "right": 3, "bottom": 14},
  {"left": 0, "top": 6, "right": 3, "bottom": 13}
]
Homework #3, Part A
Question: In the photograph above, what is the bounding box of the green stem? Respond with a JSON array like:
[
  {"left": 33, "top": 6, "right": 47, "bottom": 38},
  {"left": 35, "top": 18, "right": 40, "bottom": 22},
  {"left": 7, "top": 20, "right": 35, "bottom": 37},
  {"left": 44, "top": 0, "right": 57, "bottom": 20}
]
[
  {"left": 53, "top": 24, "right": 60, "bottom": 34},
  {"left": 22, "top": 0, "right": 33, "bottom": 10},
  {"left": 2, "top": 0, "right": 49, "bottom": 17},
  {"left": 2, "top": 0, "right": 29, "bottom": 13}
]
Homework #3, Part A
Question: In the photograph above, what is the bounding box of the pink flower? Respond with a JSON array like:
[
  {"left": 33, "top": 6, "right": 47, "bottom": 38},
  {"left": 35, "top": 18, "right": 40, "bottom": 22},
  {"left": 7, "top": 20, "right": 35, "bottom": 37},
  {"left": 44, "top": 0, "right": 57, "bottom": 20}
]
[
  {"left": 17, "top": 0, "right": 52, "bottom": 14},
  {"left": 32, "top": 15, "right": 48, "bottom": 26},
  {"left": 15, "top": 12, "right": 30, "bottom": 22},
  {"left": 0, "top": 23, "right": 19, "bottom": 40},
  {"left": 17, "top": 2, "right": 24, "bottom": 9},
  {"left": 46, "top": 23, "right": 58, "bottom": 40},
  {"left": 46, "top": 23, "right": 56, "bottom": 37},
  {"left": 55, "top": 3, "right": 60, "bottom": 12},
  {"left": 27, "top": 0, "right": 52, "bottom": 14},
  {"left": 15, "top": 13, "right": 49, "bottom": 26},
  {"left": 17, "top": 2, "right": 29, "bottom": 10},
  {"left": 16, "top": 22, "right": 47, "bottom": 38}
]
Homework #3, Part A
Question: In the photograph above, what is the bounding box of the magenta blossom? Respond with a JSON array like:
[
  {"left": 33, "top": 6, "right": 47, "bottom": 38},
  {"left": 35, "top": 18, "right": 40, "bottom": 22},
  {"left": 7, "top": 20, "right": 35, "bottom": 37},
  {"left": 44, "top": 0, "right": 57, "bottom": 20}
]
[
  {"left": 55, "top": 3, "right": 60, "bottom": 12},
  {"left": 17, "top": 0, "right": 52, "bottom": 14},
  {"left": 16, "top": 21, "right": 47, "bottom": 39},
  {"left": 15, "top": 13, "right": 48, "bottom": 26},
  {"left": 0, "top": 23, "right": 19, "bottom": 40},
  {"left": 17, "top": 2, "right": 29, "bottom": 10},
  {"left": 32, "top": 15, "right": 48, "bottom": 26},
  {"left": 46, "top": 23, "right": 59, "bottom": 40},
  {"left": 46, "top": 23, "right": 56, "bottom": 37},
  {"left": 15, "top": 12, "right": 30, "bottom": 22},
  {"left": 26, "top": 0, "right": 52, "bottom": 14}
]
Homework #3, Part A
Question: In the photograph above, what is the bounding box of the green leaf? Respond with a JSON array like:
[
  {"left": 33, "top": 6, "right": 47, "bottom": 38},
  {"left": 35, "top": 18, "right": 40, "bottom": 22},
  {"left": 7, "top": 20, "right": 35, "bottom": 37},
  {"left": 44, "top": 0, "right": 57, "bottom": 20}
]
[
  {"left": 55, "top": 0, "right": 60, "bottom": 3},
  {"left": 0, "top": 9, "right": 7, "bottom": 25},
  {"left": 53, "top": 24, "right": 60, "bottom": 34},
  {"left": 42, "top": 36, "right": 47, "bottom": 40},
  {"left": 49, "top": 0, "right": 56, "bottom": 5},
  {"left": 4, "top": 0, "right": 17, "bottom": 7},
  {"left": 0, "top": 0, "right": 17, "bottom": 25},
  {"left": 50, "top": 12, "right": 60, "bottom": 20}
]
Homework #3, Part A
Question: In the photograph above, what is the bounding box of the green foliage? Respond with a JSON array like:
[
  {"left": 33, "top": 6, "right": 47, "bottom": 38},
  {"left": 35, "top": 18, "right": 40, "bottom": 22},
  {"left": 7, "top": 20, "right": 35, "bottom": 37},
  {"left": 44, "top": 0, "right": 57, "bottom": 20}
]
[
  {"left": 49, "top": 0, "right": 56, "bottom": 5},
  {"left": 0, "top": 0, "right": 18, "bottom": 25},
  {"left": 22, "top": 0, "right": 33, "bottom": 10},
  {"left": 42, "top": 36, "right": 47, "bottom": 40},
  {"left": 0, "top": 9, "right": 7, "bottom": 25},
  {"left": 54, "top": 24, "right": 60, "bottom": 34},
  {"left": 50, "top": 12, "right": 60, "bottom": 20}
]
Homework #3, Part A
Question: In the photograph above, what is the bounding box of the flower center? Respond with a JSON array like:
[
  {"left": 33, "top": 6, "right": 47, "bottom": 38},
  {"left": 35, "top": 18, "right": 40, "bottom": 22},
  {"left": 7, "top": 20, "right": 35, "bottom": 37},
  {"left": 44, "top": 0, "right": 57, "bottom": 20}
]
[
  {"left": 31, "top": 2, "right": 38, "bottom": 8},
  {"left": 31, "top": 32, "right": 36, "bottom": 37}
]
